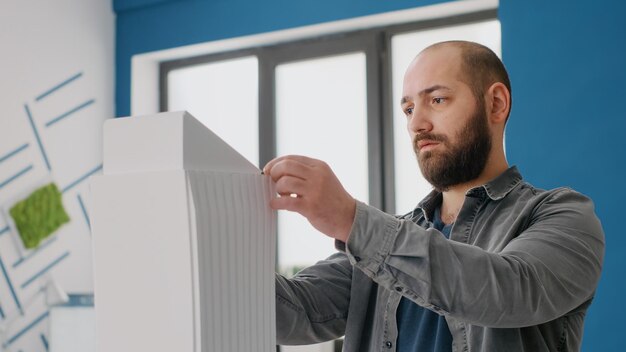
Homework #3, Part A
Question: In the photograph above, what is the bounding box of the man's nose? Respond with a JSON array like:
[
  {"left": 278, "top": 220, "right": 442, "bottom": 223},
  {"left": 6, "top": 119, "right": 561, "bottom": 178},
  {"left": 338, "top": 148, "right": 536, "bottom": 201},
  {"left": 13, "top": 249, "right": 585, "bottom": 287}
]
[{"left": 407, "top": 108, "right": 433, "bottom": 135}]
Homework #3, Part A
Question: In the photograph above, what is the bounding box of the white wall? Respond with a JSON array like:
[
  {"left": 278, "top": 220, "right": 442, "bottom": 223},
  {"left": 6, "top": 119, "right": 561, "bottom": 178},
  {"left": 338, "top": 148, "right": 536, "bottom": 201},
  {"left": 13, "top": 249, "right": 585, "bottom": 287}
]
[{"left": 0, "top": 0, "right": 114, "bottom": 351}]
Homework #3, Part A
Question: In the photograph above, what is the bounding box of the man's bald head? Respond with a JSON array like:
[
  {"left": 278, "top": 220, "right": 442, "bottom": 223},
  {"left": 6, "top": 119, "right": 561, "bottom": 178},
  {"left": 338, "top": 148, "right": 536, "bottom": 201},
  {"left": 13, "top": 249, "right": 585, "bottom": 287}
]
[{"left": 418, "top": 41, "right": 512, "bottom": 120}]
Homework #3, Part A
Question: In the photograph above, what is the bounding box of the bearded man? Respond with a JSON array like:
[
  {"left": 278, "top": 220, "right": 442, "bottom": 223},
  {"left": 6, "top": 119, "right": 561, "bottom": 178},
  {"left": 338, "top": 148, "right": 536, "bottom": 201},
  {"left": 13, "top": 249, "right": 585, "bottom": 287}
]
[{"left": 265, "top": 41, "right": 604, "bottom": 352}]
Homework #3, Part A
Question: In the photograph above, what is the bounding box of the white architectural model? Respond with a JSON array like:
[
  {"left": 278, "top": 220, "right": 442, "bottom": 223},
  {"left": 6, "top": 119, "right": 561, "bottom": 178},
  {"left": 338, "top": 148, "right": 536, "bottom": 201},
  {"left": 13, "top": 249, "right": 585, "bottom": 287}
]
[{"left": 90, "top": 111, "right": 276, "bottom": 352}]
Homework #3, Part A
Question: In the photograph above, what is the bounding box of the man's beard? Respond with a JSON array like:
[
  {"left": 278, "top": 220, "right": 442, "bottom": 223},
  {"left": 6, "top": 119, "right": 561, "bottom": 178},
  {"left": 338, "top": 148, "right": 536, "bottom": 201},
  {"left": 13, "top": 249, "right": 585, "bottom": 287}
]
[{"left": 413, "top": 103, "right": 492, "bottom": 192}]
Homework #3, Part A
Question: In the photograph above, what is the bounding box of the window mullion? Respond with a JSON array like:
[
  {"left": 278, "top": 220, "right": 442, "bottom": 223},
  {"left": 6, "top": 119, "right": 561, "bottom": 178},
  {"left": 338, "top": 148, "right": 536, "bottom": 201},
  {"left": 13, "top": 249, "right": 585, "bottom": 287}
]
[{"left": 258, "top": 49, "right": 277, "bottom": 169}]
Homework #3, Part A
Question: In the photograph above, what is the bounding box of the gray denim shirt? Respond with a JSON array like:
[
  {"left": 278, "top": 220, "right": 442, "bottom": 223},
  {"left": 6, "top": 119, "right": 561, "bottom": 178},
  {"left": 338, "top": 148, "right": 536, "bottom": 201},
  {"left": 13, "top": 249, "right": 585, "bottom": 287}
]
[{"left": 275, "top": 166, "right": 605, "bottom": 351}]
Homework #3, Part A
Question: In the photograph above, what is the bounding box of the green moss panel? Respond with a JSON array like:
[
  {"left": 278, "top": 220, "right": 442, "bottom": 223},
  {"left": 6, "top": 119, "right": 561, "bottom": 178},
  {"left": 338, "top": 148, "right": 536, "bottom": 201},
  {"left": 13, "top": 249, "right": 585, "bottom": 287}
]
[{"left": 9, "top": 183, "right": 70, "bottom": 249}]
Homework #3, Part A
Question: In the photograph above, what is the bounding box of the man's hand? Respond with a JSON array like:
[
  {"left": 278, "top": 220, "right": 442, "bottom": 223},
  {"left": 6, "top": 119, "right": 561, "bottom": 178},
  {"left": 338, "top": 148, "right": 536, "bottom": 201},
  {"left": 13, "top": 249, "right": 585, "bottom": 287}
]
[{"left": 263, "top": 155, "right": 356, "bottom": 243}]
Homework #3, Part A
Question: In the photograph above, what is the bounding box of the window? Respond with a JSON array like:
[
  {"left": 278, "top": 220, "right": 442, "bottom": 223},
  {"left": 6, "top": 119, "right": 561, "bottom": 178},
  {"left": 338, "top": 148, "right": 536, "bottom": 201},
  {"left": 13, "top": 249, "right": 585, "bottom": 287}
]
[
  {"left": 167, "top": 56, "right": 259, "bottom": 165},
  {"left": 160, "top": 10, "right": 500, "bottom": 274},
  {"left": 275, "top": 52, "right": 370, "bottom": 269}
]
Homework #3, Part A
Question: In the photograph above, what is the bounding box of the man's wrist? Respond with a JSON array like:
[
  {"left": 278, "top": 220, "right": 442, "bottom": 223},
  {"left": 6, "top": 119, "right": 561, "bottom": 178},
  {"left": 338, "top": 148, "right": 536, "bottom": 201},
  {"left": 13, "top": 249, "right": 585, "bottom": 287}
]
[{"left": 336, "top": 198, "right": 357, "bottom": 243}]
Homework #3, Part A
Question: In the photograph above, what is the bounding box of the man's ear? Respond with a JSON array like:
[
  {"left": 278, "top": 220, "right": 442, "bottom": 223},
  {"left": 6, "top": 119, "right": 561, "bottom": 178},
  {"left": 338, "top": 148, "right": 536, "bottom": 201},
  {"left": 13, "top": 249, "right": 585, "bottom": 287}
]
[{"left": 486, "top": 82, "right": 511, "bottom": 124}]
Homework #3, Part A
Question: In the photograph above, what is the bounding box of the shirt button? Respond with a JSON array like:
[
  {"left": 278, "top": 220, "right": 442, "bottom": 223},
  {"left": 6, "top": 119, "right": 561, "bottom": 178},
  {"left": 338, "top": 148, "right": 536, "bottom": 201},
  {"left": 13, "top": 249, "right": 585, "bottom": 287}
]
[
  {"left": 385, "top": 341, "right": 393, "bottom": 349},
  {"left": 395, "top": 286, "right": 402, "bottom": 292},
  {"left": 353, "top": 256, "right": 361, "bottom": 262}
]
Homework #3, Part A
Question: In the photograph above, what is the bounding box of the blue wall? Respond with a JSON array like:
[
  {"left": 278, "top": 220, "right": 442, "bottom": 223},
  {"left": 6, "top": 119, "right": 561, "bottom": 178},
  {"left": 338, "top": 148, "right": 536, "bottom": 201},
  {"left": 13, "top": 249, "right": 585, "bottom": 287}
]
[
  {"left": 500, "top": 1, "right": 626, "bottom": 349},
  {"left": 115, "top": 0, "right": 626, "bottom": 349}
]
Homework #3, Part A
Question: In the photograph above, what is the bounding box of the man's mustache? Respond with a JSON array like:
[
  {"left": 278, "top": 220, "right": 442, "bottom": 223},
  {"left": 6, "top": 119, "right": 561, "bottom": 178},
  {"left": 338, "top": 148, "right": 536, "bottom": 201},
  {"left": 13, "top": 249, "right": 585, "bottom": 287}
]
[{"left": 413, "top": 133, "right": 448, "bottom": 151}]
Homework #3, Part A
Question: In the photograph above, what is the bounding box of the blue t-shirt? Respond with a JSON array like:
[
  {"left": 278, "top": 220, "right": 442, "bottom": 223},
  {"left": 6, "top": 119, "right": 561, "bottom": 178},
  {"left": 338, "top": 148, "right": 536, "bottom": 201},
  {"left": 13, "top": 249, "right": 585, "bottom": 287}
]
[{"left": 395, "top": 207, "right": 453, "bottom": 351}]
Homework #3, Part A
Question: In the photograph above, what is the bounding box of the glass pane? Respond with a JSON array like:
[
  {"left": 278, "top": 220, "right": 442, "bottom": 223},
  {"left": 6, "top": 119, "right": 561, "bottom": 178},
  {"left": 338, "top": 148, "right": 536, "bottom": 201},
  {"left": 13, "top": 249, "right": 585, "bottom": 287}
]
[
  {"left": 391, "top": 20, "right": 502, "bottom": 213},
  {"left": 275, "top": 52, "right": 369, "bottom": 273},
  {"left": 168, "top": 56, "right": 259, "bottom": 166}
]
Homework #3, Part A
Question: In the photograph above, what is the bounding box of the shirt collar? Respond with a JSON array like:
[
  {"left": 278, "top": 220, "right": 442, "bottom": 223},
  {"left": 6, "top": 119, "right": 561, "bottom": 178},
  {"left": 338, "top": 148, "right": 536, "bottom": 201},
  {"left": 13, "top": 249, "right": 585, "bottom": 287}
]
[
  {"left": 479, "top": 165, "right": 523, "bottom": 200},
  {"left": 411, "top": 166, "right": 523, "bottom": 221}
]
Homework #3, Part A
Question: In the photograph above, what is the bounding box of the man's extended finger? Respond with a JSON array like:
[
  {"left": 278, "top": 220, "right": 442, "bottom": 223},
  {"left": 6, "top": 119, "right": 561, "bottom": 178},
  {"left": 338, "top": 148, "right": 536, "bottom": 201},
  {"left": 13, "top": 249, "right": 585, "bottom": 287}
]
[
  {"left": 280, "top": 155, "right": 321, "bottom": 168},
  {"left": 264, "top": 154, "right": 319, "bottom": 174},
  {"left": 268, "top": 159, "right": 311, "bottom": 182},
  {"left": 263, "top": 155, "right": 295, "bottom": 174}
]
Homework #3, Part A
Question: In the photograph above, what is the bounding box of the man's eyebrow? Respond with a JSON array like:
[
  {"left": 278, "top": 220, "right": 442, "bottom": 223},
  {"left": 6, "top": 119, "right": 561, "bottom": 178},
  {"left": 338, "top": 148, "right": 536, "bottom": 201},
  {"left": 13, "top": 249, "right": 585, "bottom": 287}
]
[{"left": 400, "top": 85, "right": 452, "bottom": 105}]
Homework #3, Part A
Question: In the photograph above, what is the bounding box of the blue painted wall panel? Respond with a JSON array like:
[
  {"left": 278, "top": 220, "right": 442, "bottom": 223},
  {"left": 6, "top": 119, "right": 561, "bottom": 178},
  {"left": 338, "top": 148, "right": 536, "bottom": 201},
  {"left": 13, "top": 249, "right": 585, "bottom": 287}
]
[
  {"left": 113, "top": 0, "right": 185, "bottom": 13},
  {"left": 115, "top": 0, "right": 626, "bottom": 349},
  {"left": 500, "top": 1, "right": 626, "bottom": 350}
]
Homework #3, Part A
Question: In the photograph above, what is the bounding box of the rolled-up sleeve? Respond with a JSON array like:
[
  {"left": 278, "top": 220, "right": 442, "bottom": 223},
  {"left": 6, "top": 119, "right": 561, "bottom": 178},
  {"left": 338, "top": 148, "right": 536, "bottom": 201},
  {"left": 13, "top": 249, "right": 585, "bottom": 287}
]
[{"left": 344, "top": 189, "right": 605, "bottom": 328}]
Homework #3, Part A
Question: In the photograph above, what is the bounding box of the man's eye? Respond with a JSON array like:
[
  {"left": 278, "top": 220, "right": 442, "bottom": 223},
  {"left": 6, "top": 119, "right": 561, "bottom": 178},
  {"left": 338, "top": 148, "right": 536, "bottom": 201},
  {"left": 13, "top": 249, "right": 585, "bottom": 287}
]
[
  {"left": 432, "top": 97, "right": 446, "bottom": 104},
  {"left": 404, "top": 107, "right": 413, "bottom": 116}
]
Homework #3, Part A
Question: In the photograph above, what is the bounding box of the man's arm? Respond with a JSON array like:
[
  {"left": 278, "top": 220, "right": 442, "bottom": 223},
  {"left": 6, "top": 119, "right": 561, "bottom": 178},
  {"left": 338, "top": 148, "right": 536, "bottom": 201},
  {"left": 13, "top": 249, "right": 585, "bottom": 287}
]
[
  {"left": 264, "top": 155, "right": 604, "bottom": 328},
  {"left": 345, "top": 189, "right": 604, "bottom": 328},
  {"left": 275, "top": 252, "right": 352, "bottom": 345}
]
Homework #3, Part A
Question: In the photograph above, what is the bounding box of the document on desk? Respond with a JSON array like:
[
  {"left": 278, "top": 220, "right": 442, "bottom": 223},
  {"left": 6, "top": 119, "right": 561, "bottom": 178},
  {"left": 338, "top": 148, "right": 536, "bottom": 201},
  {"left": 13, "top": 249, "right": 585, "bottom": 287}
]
[{"left": 91, "top": 111, "right": 276, "bottom": 352}]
